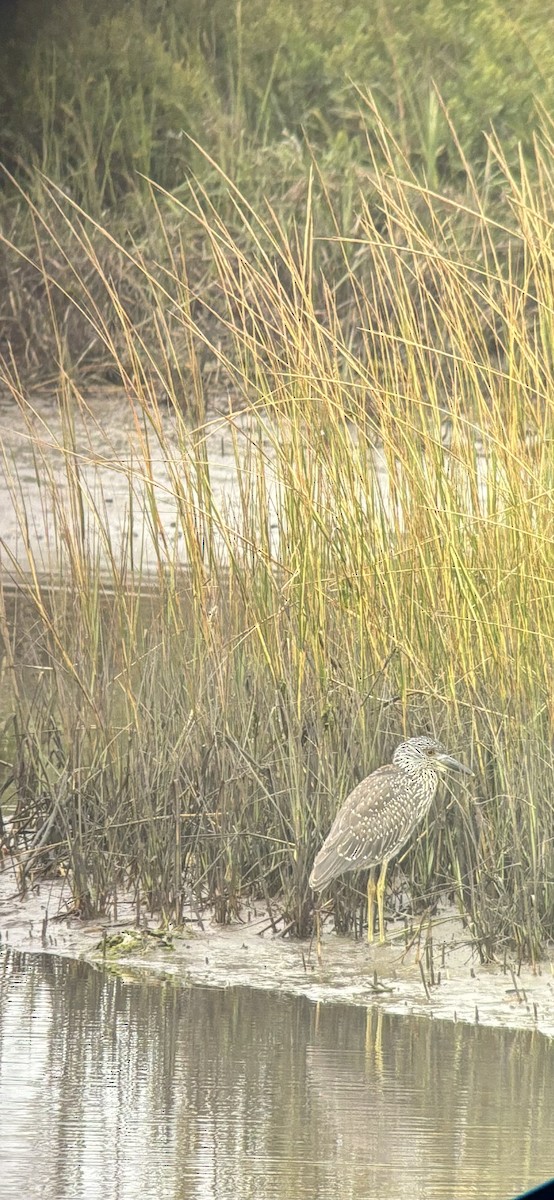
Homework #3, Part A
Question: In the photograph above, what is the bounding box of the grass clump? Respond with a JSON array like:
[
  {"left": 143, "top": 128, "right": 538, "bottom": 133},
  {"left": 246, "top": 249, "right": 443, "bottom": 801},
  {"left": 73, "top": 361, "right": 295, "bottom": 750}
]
[{"left": 1, "top": 118, "right": 554, "bottom": 960}]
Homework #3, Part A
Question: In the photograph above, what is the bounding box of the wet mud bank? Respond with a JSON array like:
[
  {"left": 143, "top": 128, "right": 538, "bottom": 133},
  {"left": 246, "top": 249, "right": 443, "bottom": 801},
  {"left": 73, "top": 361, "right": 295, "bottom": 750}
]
[{"left": 1, "top": 870, "right": 553, "bottom": 1038}]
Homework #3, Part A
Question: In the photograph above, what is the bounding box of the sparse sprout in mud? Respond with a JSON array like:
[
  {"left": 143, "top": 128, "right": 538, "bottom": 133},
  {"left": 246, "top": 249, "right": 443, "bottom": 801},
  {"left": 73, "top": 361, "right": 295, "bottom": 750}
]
[{"left": 98, "top": 930, "right": 175, "bottom": 959}]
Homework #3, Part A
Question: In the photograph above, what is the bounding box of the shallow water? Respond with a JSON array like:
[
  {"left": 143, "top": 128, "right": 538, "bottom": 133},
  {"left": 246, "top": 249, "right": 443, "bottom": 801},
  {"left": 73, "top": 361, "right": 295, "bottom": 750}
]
[
  {"left": 2, "top": 389, "right": 483, "bottom": 573},
  {"left": 1, "top": 948, "right": 553, "bottom": 1200},
  {"left": 0, "top": 390, "right": 281, "bottom": 571}
]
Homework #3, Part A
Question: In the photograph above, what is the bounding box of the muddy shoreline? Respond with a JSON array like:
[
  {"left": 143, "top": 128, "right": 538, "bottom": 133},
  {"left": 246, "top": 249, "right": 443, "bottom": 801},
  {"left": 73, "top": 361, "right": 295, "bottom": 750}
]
[{"left": 2, "top": 868, "right": 553, "bottom": 1038}]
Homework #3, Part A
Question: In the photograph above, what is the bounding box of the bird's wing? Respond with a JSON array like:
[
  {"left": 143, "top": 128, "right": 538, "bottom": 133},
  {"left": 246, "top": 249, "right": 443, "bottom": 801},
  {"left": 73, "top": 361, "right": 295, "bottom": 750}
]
[{"left": 331, "top": 764, "right": 416, "bottom": 867}]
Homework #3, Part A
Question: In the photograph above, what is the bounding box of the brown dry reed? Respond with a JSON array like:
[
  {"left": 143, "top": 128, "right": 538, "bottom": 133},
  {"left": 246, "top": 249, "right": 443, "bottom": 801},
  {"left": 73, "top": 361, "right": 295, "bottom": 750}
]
[{"left": 1, "top": 114, "right": 554, "bottom": 958}]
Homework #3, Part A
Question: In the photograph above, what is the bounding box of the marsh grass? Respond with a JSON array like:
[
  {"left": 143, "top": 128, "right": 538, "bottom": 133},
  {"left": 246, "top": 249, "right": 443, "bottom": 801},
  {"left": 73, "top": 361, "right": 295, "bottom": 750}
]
[
  {"left": 3, "top": 0, "right": 554, "bottom": 385},
  {"left": 2, "top": 120, "right": 554, "bottom": 956}
]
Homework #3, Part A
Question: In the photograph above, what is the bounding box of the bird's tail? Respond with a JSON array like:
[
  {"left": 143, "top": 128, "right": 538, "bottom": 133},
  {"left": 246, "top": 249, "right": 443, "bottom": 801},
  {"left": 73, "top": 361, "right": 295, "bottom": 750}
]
[{"left": 309, "top": 845, "right": 346, "bottom": 892}]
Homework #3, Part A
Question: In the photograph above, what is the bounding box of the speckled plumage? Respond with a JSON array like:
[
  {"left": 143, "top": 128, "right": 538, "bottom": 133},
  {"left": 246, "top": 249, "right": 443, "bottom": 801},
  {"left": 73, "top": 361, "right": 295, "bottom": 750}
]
[{"left": 309, "top": 736, "right": 472, "bottom": 942}]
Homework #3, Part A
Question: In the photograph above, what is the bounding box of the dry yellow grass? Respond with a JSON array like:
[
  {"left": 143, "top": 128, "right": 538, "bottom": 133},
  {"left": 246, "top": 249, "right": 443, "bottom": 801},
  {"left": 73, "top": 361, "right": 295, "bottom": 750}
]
[{"left": 1, "top": 120, "right": 554, "bottom": 955}]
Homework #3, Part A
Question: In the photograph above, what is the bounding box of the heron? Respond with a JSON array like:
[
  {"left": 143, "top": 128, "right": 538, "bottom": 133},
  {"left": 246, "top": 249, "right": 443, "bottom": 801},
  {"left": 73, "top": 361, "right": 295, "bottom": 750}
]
[{"left": 309, "top": 735, "right": 473, "bottom": 943}]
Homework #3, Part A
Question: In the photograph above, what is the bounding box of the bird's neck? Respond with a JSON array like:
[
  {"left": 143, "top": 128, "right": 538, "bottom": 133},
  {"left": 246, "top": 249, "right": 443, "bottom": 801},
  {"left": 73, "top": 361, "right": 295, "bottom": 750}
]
[{"left": 402, "top": 763, "right": 439, "bottom": 783}]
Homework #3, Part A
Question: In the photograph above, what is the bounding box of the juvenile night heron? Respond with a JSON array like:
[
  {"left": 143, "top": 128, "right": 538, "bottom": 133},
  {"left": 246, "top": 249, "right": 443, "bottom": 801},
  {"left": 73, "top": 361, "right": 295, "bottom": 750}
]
[{"left": 309, "top": 736, "right": 473, "bottom": 943}]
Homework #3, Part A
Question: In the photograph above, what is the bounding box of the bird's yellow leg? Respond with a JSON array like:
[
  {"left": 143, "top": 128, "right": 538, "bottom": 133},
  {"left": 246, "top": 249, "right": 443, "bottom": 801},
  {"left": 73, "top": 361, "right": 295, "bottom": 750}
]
[
  {"left": 377, "top": 860, "right": 388, "bottom": 944},
  {"left": 367, "top": 868, "right": 376, "bottom": 943}
]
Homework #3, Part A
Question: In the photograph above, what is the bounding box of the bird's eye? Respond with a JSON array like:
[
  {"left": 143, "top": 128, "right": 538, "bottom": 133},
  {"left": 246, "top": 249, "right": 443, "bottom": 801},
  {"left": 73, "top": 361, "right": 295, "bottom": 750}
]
[{"left": 426, "top": 746, "right": 436, "bottom": 755}]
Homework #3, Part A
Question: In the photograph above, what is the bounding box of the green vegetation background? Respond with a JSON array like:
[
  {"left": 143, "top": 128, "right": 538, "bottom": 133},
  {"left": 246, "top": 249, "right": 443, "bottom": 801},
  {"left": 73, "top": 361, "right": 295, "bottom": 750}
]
[{"left": 2, "top": 0, "right": 552, "bottom": 211}]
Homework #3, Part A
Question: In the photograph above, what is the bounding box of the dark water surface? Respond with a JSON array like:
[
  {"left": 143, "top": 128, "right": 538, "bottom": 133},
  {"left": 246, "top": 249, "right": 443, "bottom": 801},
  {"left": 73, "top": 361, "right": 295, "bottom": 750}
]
[{"left": 1, "top": 948, "right": 553, "bottom": 1200}]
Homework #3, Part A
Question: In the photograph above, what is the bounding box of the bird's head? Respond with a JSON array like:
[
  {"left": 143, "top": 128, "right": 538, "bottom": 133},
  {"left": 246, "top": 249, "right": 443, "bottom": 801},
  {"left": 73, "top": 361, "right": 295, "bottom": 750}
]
[{"left": 392, "top": 736, "right": 473, "bottom": 777}]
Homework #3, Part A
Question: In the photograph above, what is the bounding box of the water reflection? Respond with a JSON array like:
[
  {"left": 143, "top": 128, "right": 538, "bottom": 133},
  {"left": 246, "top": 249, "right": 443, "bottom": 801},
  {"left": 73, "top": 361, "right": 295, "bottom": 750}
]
[{"left": 1, "top": 948, "right": 553, "bottom": 1199}]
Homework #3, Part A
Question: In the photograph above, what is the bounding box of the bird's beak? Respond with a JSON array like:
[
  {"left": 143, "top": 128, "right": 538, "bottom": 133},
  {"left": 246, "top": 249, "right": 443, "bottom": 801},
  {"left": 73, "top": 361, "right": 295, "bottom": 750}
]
[{"left": 435, "top": 752, "right": 474, "bottom": 776}]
